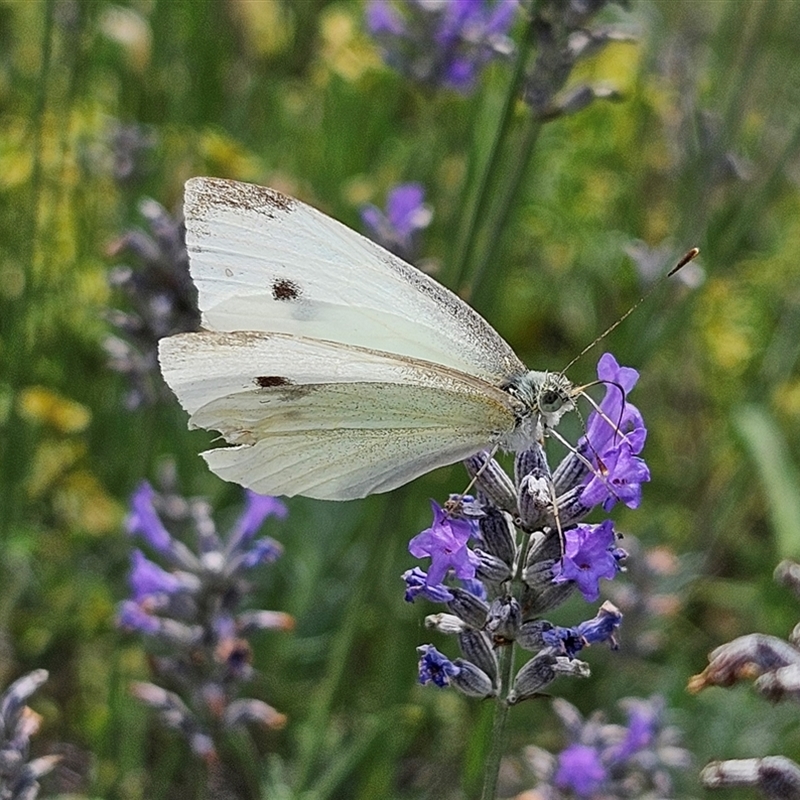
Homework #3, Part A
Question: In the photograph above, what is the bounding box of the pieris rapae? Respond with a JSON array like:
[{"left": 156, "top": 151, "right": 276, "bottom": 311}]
[{"left": 158, "top": 177, "right": 578, "bottom": 501}]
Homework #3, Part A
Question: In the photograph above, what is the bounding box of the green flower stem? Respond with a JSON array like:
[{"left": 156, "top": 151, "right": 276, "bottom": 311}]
[
  {"left": 449, "top": 17, "right": 536, "bottom": 291},
  {"left": 479, "top": 531, "right": 534, "bottom": 800},
  {"left": 479, "top": 643, "right": 515, "bottom": 800},
  {"left": 469, "top": 116, "right": 542, "bottom": 316}
]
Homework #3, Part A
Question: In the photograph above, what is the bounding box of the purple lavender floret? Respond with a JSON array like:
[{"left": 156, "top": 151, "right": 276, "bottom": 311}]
[
  {"left": 551, "top": 521, "right": 627, "bottom": 602},
  {"left": 417, "top": 644, "right": 460, "bottom": 687},
  {"left": 408, "top": 500, "right": 480, "bottom": 586},
  {"left": 403, "top": 566, "right": 455, "bottom": 603},
  {"left": 543, "top": 602, "right": 623, "bottom": 658},
  {"left": 578, "top": 353, "right": 650, "bottom": 511},
  {"left": 127, "top": 482, "right": 175, "bottom": 556}
]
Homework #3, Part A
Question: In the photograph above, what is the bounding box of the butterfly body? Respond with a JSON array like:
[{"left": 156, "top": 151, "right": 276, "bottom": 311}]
[{"left": 159, "top": 178, "right": 575, "bottom": 500}]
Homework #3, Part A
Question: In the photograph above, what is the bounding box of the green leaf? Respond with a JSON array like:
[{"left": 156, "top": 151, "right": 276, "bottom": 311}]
[{"left": 734, "top": 404, "right": 800, "bottom": 558}]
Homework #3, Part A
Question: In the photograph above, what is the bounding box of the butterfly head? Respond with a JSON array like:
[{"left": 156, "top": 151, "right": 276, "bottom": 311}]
[
  {"left": 502, "top": 371, "right": 576, "bottom": 436},
  {"left": 535, "top": 372, "right": 576, "bottom": 429}
]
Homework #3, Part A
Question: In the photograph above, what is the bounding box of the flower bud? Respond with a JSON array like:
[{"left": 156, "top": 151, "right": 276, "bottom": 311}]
[
  {"left": 755, "top": 663, "right": 800, "bottom": 703},
  {"left": 509, "top": 653, "right": 590, "bottom": 704},
  {"left": 688, "top": 634, "right": 800, "bottom": 693},
  {"left": 224, "top": 698, "right": 287, "bottom": 730},
  {"left": 425, "top": 613, "right": 470, "bottom": 635},
  {"left": 701, "top": 756, "right": 800, "bottom": 798},
  {"left": 464, "top": 452, "right": 518, "bottom": 514},
  {"left": 486, "top": 596, "right": 521, "bottom": 642},
  {"left": 458, "top": 630, "right": 498, "bottom": 682},
  {"left": 447, "top": 587, "right": 489, "bottom": 629},
  {"left": 475, "top": 549, "right": 512, "bottom": 584},
  {"left": 478, "top": 508, "right": 516, "bottom": 568},
  {"left": 451, "top": 659, "right": 495, "bottom": 698},
  {"left": 517, "top": 620, "right": 555, "bottom": 652}
]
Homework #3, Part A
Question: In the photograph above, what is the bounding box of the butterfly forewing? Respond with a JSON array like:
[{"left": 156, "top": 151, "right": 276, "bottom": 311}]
[{"left": 184, "top": 177, "right": 525, "bottom": 385}]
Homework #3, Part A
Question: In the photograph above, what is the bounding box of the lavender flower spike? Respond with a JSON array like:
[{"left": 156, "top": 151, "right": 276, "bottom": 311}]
[
  {"left": 0, "top": 670, "right": 60, "bottom": 800},
  {"left": 365, "top": 0, "right": 517, "bottom": 93},
  {"left": 119, "top": 479, "right": 292, "bottom": 770},
  {"left": 405, "top": 353, "right": 644, "bottom": 712}
]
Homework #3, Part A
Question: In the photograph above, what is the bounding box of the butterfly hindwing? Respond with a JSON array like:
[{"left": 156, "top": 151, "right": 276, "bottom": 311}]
[{"left": 159, "top": 330, "right": 522, "bottom": 499}]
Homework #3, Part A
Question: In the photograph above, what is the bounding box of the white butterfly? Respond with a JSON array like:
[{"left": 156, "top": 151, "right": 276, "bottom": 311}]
[{"left": 158, "top": 177, "right": 577, "bottom": 500}]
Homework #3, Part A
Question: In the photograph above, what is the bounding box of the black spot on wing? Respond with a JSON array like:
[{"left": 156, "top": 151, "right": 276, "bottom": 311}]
[
  {"left": 272, "top": 278, "right": 301, "bottom": 301},
  {"left": 255, "top": 376, "right": 294, "bottom": 387}
]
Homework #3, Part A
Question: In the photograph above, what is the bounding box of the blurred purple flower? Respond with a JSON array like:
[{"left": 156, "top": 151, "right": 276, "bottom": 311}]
[
  {"left": 408, "top": 500, "right": 479, "bottom": 585},
  {"left": 366, "top": 0, "right": 405, "bottom": 35},
  {"left": 555, "top": 743, "right": 607, "bottom": 797},
  {"left": 118, "top": 599, "right": 162, "bottom": 635},
  {"left": 361, "top": 182, "right": 432, "bottom": 261},
  {"left": 127, "top": 482, "right": 174, "bottom": 555},
  {"left": 228, "top": 490, "right": 288, "bottom": 552},
  {"left": 551, "top": 521, "right": 626, "bottom": 602},
  {"left": 129, "top": 549, "right": 183, "bottom": 600},
  {"left": 608, "top": 699, "right": 657, "bottom": 764},
  {"left": 238, "top": 537, "right": 283, "bottom": 569},
  {"left": 365, "top": 0, "right": 517, "bottom": 93},
  {"left": 105, "top": 196, "right": 199, "bottom": 409},
  {"left": 524, "top": 695, "right": 689, "bottom": 798}
]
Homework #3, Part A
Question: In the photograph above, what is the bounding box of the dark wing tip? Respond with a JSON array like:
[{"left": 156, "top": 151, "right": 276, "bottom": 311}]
[{"left": 184, "top": 177, "right": 296, "bottom": 220}]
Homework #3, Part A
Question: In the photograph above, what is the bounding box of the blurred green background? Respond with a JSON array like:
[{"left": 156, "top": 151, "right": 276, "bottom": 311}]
[{"left": 3, "top": 0, "right": 800, "bottom": 798}]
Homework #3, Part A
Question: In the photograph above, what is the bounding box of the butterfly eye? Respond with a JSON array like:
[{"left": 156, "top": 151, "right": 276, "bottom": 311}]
[{"left": 539, "top": 388, "right": 565, "bottom": 414}]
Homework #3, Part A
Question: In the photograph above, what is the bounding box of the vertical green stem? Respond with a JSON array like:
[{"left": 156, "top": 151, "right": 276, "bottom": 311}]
[
  {"left": 469, "top": 117, "right": 542, "bottom": 315},
  {"left": 479, "top": 644, "right": 515, "bottom": 800},
  {"left": 478, "top": 532, "right": 533, "bottom": 800},
  {"left": 449, "top": 18, "right": 535, "bottom": 290}
]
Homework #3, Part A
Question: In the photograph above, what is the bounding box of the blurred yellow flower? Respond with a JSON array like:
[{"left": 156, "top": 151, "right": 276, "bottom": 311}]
[
  {"left": 318, "top": 8, "right": 381, "bottom": 84},
  {"left": 199, "top": 129, "right": 264, "bottom": 182},
  {"left": 18, "top": 387, "right": 91, "bottom": 434},
  {"left": 54, "top": 470, "right": 123, "bottom": 536}
]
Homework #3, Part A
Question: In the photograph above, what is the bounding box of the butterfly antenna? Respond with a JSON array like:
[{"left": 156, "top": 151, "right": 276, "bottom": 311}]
[
  {"left": 561, "top": 247, "right": 700, "bottom": 374},
  {"left": 572, "top": 381, "right": 627, "bottom": 445}
]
